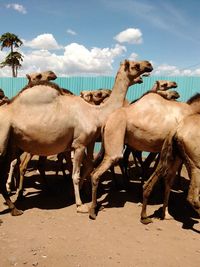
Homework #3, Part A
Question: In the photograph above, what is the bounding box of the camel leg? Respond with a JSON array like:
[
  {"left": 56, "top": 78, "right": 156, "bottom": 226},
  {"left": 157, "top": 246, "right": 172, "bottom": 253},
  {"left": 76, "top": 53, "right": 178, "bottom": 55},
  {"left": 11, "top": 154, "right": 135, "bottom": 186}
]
[
  {"left": 0, "top": 152, "right": 23, "bottom": 216},
  {"left": 89, "top": 155, "right": 114, "bottom": 220},
  {"left": 140, "top": 170, "right": 162, "bottom": 224},
  {"left": 162, "top": 158, "right": 182, "bottom": 220},
  {"left": 72, "top": 145, "right": 89, "bottom": 213},
  {"left": 16, "top": 152, "right": 32, "bottom": 199},
  {"left": 6, "top": 158, "right": 18, "bottom": 193},
  {"left": 187, "top": 165, "right": 200, "bottom": 215},
  {"left": 37, "top": 156, "right": 48, "bottom": 184}
]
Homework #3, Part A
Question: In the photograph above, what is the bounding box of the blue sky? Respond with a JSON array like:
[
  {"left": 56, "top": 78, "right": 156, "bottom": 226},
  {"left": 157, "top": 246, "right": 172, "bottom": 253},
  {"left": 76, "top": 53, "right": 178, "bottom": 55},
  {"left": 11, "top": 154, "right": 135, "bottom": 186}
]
[{"left": 0, "top": 0, "right": 200, "bottom": 77}]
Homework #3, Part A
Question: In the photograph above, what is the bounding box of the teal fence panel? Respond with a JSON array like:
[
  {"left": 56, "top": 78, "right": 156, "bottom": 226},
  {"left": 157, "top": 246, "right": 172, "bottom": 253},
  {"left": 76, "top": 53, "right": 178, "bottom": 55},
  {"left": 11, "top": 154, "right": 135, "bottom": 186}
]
[{"left": 0, "top": 76, "right": 200, "bottom": 102}]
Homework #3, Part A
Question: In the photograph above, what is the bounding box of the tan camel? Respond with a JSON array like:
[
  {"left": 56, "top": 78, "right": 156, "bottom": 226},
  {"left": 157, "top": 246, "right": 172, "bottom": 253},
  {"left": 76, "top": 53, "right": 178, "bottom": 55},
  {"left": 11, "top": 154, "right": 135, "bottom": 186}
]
[
  {"left": 150, "top": 80, "right": 177, "bottom": 92},
  {"left": 89, "top": 89, "right": 200, "bottom": 219},
  {"left": 80, "top": 89, "right": 111, "bottom": 105},
  {"left": 6, "top": 70, "right": 67, "bottom": 194},
  {"left": 141, "top": 110, "right": 200, "bottom": 224},
  {"left": 0, "top": 59, "right": 153, "bottom": 216},
  {"left": 26, "top": 70, "right": 57, "bottom": 84},
  {"left": 9, "top": 88, "right": 119, "bottom": 198}
]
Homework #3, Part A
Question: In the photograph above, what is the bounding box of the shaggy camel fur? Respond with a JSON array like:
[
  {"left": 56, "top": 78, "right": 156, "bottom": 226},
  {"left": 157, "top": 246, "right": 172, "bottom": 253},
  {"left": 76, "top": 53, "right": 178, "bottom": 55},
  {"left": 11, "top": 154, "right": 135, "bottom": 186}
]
[
  {"left": 89, "top": 90, "right": 200, "bottom": 219},
  {"left": 0, "top": 59, "right": 153, "bottom": 216},
  {"left": 26, "top": 70, "right": 57, "bottom": 84},
  {"left": 141, "top": 111, "right": 200, "bottom": 224}
]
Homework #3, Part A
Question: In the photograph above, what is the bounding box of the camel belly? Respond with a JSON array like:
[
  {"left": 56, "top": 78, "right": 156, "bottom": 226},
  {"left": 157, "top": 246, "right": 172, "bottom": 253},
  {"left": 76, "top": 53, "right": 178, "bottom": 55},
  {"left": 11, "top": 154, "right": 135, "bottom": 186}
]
[
  {"left": 11, "top": 105, "right": 73, "bottom": 155},
  {"left": 126, "top": 122, "right": 173, "bottom": 153}
]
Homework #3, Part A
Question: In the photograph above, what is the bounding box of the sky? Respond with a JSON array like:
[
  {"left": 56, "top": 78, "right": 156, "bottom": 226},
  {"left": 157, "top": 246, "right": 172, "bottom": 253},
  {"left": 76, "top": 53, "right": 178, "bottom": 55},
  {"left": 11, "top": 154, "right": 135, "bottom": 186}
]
[{"left": 0, "top": 0, "right": 200, "bottom": 77}]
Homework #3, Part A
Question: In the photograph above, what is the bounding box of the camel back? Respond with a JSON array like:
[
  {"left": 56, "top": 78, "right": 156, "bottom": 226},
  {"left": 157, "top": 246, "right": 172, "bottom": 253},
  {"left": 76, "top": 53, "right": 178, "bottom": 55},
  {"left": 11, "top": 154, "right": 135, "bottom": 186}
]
[
  {"left": 9, "top": 81, "right": 64, "bottom": 103},
  {"left": 186, "top": 93, "right": 200, "bottom": 104}
]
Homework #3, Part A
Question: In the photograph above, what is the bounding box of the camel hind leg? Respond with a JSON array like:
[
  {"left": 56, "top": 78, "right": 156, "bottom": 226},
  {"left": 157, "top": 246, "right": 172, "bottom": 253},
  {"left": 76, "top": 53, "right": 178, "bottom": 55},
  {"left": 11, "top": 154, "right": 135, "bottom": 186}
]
[
  {"left": 187, "top": 164, "right": 200, "bottom": 216},
  {"left": 89, "top": 119, "right": 127, "bottom": 219}
]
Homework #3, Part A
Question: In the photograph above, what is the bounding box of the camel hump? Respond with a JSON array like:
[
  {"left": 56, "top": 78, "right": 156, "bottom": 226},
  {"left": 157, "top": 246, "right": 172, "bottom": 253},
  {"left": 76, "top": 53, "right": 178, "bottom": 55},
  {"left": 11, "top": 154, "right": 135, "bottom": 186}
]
[{"left": 9, "top": 81, "right": 63, "bottom": 104}]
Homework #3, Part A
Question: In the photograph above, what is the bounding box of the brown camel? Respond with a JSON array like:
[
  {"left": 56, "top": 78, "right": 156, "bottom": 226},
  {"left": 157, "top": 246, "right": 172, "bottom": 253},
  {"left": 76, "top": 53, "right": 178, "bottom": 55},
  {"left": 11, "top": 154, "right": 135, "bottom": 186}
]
[
  {"left": 0, "top": 59, "right": 153, "bottom": 217},
  {"left": 89, "top": 89, "right": 200, "bottom": 219},
  {"left": 141, "top": 110, "right": 200, "bottom": 224}
]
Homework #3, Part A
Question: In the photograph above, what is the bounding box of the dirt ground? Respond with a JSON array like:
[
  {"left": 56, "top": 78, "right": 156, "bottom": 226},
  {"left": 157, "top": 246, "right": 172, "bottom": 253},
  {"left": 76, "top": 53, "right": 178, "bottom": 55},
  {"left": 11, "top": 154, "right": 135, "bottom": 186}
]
[{"left": 0, "top": 156, "right": 200, "bottom": 267}]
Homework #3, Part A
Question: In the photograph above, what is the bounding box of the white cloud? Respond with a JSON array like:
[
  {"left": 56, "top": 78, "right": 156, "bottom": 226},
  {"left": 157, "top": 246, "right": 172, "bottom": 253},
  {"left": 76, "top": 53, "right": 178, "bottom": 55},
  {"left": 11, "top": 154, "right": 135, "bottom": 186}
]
[
  {"left": 154, "top": 64, "right": 200, "bottom": 76},
  {"left": 67, "top": 29, "right": 77, "bottom": 36},
  {"left": 23, "top": 34, "right": 62, "bottom": 50},
  {"left": 6, "top": 3, "right": 27, "bottom": 14},
  {"left": 129, "top": 52, "right": 138, "bottom": 61},
  {"left": 61, "top": 43, "right": 126, "bottom": 75},
  {"left": 114, "top": 28, "right": 143, "bottom": 44},
  {"left": 0, "top": 42, "right": 126, "bottom": 77}
]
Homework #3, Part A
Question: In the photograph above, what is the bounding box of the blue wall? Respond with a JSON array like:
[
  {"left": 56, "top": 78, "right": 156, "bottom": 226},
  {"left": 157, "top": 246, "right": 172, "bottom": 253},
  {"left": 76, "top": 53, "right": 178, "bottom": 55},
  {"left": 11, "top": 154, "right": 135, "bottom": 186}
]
[{"left": 0, "top": 76, "right": 200, "bottom": 102}]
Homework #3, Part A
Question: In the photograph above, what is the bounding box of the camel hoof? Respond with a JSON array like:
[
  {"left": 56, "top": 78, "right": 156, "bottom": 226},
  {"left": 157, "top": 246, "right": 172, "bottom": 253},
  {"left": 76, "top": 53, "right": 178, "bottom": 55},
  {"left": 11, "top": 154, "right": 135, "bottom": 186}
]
[
  {"left": 11, "top": 208, "right": 23, "bottom": 216},
  {"left": 76, "top": 204, "right": 89, "bottom": 213},
  {"left": 89, "top": 209, "right": 96, "bottom": 220},
  {"left": 140, "top": 217, "right": 153, "bottom": 225},
  {"left": 163, "top": 213, "right": 173, "bottom": 220}
]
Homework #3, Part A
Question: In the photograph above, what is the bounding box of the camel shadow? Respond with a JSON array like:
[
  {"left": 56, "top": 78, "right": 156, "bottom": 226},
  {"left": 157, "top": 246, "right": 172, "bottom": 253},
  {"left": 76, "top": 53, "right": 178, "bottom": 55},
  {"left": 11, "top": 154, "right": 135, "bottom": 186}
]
[
  {"left": 0, "top": 170, "right": 77, "bottom": 215},
  {"left": 96, "top": 170, "right": 200, "bottom": 231}
]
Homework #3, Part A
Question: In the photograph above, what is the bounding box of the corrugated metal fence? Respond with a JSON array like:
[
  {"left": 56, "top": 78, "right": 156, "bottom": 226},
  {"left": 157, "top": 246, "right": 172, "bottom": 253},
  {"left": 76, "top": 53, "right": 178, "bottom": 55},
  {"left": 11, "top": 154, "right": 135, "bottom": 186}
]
[{"left": 0, "top": 76, "right": 200, "bottom": 102}]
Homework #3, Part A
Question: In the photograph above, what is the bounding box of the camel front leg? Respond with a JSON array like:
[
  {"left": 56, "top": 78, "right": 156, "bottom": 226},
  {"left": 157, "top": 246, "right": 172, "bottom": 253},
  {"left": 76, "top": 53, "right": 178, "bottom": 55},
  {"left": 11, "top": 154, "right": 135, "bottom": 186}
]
[
  {"left": 17, "top": 152, "right": 32, "bottom": 200},
  {"left": 72, "top": 146, "right": 89, "bottom": 213},
  {"left": 6, "top": 158, "right": 18, "bottom": 193},
  {"left": 0, "top": 153, "right": 23, "bottom": 216},
  {"left": 89, "top": 155, "right": 113, "bottom": 220}
]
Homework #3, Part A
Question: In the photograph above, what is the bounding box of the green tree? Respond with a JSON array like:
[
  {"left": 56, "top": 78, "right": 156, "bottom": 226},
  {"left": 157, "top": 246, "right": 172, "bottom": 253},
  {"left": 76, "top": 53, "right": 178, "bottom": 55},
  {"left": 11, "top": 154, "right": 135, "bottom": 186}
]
[{"left": 0, "top": 32, "right": 23, "bottom": 77}]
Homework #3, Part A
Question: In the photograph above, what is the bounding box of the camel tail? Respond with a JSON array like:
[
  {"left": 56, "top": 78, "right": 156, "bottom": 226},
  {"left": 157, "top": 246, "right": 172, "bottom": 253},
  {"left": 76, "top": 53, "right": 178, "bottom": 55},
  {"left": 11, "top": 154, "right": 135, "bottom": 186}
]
[{"left": 155, "top": 129, "right": 179, "bottom": 179}]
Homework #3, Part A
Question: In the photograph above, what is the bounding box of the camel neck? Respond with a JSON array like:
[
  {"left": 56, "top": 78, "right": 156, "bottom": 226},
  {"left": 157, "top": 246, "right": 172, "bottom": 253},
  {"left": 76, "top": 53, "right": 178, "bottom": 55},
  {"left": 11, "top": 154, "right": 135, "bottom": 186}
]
[
  {"left": 190, "top": 101, "right": 200, "bottom": 114},
  {"left": 96, "top": 69, "right": 130, "bottom": 125}
]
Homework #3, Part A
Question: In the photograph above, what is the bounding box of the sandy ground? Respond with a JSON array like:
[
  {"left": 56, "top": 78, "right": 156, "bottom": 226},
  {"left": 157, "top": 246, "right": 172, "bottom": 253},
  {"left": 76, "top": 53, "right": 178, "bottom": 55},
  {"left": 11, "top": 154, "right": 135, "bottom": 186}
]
[{"left": 0, "top": 157, "right": 200, "bottom": 267}]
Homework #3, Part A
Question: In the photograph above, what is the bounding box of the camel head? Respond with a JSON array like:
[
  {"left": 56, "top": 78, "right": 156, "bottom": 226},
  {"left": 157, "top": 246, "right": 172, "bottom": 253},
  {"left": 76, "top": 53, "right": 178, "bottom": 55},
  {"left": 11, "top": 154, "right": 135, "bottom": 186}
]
[
  {"left": 92, "top": 89, "right": 111, "bottom": 105},
  {"left": 80, "top": 91, "right": 93, "bottom": 103},
  {"left": 122, "top": 60, "right": 153, "bottom": 86},
  {"left": 0, "top": 88, "right": 5, "bottom": 99},
  {"left": 157, "top": 80, "right": 177, "bottom": 91},
  {"left": 157, "top": 90, "right": 180, "bottom": 100},
  {"left": 26, "top": 70, "right": 57, "bottom": 84}
]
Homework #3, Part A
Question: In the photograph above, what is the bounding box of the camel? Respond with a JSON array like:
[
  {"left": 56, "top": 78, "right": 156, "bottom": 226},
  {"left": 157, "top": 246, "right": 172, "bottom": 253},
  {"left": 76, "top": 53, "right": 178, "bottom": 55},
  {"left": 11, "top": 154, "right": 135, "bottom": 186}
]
[
  {"left": 0, "top": 59, "right": 153, "bottom": 217},
  {"left": 7, "top": 76, "right": 145, "bottom": 198},
  {"left": 140, "top": 110, "right": 200, "bottom": 224},
  {"left": 26, "top": 70, "right": 57, "bottom": 84},
  {"left": 8, "top": 88, "right": 119, "bottom": 198},
  {"left": 80, "top": 89, "right": 111, "bottom": 105},
  {"left": 113, "top": 80, "right": 180, "bottom": 184},
  {"left": 89, "top": 88, "right": 200, "bottom": 219},
  {"left": 6, "top": 70, "right": 68, "bottom": 194}
]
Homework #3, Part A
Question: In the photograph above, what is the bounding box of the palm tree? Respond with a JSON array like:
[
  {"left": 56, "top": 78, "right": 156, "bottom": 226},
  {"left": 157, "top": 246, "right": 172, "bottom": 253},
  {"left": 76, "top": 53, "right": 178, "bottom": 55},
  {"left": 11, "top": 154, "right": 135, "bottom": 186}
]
[
  {"left": 0, "top": 32, "right": 23, "bottom": 77},
  {"left": 0, "top": 52, "right": 23, "bottom": 77}
]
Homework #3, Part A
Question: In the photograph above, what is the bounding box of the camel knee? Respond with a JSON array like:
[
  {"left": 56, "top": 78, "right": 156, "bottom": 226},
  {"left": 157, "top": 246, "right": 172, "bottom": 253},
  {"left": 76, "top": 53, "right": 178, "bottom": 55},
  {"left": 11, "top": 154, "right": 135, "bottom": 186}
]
[
  {"left": 72, "top": 173, "right": 80, "bottom": 185},
  {"left": 111, "top": 153, "right": 123, "bottom": 164},
  {"left": 187, "top": 195, "right": 200, "bottom": 209}
]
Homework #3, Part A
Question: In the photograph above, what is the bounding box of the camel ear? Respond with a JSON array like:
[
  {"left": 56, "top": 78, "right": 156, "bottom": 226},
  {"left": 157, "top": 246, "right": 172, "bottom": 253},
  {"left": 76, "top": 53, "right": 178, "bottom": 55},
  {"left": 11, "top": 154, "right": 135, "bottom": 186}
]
[
  {"left": 124, "top": 59, "right": 130, "bottom": 71},
  {"left": 36, "top": 74, "right": 42, "bottom": 80},
  {"left": 26, "top": 74, "right": 31, "bottom": 82}
]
